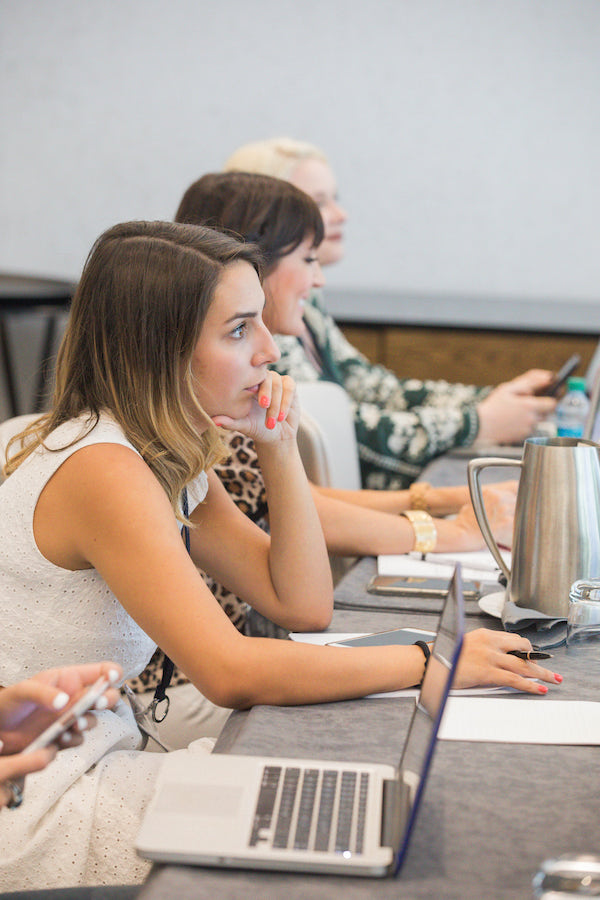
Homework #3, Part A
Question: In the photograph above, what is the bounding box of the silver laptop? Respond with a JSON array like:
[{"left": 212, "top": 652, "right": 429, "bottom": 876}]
[
  {"left": 136, "top": 566, "right": 465, "bottom": 878},
  {"left": 583, "top": 361, "right": 600, "bottom": 442}
]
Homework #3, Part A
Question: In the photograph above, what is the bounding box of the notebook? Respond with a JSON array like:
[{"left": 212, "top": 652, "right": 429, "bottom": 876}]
[{"left": 136, "top": 566, "right": 465, "bottom": 878}]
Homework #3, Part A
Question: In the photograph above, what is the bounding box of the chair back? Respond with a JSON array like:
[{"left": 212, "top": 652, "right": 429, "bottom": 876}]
[
  {"left": 295, "top": 382, "right": 361, "bottom": 585},
  {"left": 295, "top": 382, "right": 361, "bottom": 490}
]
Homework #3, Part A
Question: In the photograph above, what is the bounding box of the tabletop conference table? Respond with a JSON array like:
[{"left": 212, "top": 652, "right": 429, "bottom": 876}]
[{"left": 140, "top": 454, "right": 600, "bottom": 900}]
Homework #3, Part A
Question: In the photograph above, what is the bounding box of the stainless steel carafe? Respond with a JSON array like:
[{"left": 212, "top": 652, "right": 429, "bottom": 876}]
[{"left": 468, "top": 437, "right": 600, "bottom": 617}]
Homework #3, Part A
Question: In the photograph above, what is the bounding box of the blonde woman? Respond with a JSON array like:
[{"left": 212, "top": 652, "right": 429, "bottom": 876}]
[{"left": 224, "top": 138, "right": 556, "bottom": 490}]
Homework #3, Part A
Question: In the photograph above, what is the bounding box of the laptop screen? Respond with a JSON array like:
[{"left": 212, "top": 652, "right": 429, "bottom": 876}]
[
  {"left": 393, "top": 564, "right": 465, "bottom": 873},
  {"left": 584, "top": 359, "right": 600, "bottom": 442}
]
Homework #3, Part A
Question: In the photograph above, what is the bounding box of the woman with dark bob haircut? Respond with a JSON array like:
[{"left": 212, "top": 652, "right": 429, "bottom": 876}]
[
  {"left": 0, "top": 219, "right": 559, "bottom": 890},
  {"left": 176, "top": 169, "right": 325, "bottom": 274}
]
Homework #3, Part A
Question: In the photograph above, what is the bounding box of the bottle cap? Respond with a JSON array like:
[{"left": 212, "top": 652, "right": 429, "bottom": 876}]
[{"left": 566, "top": 376, "right": 587, "bottom": 392}]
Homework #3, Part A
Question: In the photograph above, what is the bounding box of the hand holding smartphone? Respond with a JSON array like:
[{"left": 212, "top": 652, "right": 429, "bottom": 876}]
[
  {"left": 535, "top": 354, "right": 581, "bottom": 397},
  {"left": 23, "top": 675, "right": 112, "bottom": 754}
]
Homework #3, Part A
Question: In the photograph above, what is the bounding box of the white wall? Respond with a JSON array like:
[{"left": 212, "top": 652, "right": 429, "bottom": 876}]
[{"left": 2, "top": 0, "right": 600, "bottom": 306}]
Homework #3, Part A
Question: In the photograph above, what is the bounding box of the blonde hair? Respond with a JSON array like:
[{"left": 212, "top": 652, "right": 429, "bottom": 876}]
[
  {"left": 224, "top": 137, "right": 328, "bottom": 181},
  {"left": 4, "top": 221, "right": 262, "bottom": 520}
]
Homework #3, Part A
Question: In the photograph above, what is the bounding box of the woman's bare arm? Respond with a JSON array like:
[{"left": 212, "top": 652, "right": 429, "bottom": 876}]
[{"left": 32, "top": 444, "right": 559, "bottom": 710}]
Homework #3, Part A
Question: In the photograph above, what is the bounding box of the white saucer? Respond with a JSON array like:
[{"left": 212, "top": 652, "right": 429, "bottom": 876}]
[{"left": 478, "top": 591, "right": 506, "bottom": 619}]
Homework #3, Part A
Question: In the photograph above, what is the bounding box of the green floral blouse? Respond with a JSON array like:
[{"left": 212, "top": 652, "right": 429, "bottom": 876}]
[{"left": 272, "top": 293, "right": 490, "bottom": 490}]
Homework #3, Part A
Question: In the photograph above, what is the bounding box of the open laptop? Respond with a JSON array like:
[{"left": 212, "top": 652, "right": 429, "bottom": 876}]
[
  {"left": 136, "top": 565, "right": 465, "bottom": 878},
  {"left": 583, "top": 363, "right": 600, "bottom": 442}
]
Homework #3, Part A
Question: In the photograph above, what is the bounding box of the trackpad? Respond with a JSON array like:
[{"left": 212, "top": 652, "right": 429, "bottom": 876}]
[{"left": 155, "top": 782, "right": 243, "bottom": 816}]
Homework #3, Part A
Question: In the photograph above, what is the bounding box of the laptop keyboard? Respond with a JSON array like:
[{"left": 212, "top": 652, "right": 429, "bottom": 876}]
[{"left": 249, "top": 765, "right": 370, "bottom": 855}]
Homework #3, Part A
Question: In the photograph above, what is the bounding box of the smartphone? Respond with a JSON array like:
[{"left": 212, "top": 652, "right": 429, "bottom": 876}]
[
  {"left": 23, "top": 676, "right": 110, "bottom": 754},
  {"left": 328, "top": 627, "right": 436, "bottom": 648},
  {"left": 366, "top": 574, "right": 481, "bottom": 600},
  {"left": 535, "top": 353, "right": 581, "bottom": 397}
]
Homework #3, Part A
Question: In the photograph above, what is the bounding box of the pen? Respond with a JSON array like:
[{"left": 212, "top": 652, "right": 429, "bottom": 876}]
[{"left": 507, "top": 649, "right": 552, "bottom": 661}]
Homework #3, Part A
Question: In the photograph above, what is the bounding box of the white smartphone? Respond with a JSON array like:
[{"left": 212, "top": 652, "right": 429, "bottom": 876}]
[{"left": 23, "top": 675, "right": 110, "bottom": 754}]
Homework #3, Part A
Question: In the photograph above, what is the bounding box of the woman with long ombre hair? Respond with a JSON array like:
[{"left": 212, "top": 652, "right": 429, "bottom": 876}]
[{"left": 0, "top": 219, "right": 560, "bottom": 890}]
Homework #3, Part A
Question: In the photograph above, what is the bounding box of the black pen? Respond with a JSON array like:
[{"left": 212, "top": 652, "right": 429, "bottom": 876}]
[{"left": 507, "top": 649, "right": 552, "bottom": 661}]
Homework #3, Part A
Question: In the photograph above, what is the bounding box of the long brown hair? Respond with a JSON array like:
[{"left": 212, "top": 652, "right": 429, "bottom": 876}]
[{"left": 5, "top": 220, "right": 262, "bottom": 517}]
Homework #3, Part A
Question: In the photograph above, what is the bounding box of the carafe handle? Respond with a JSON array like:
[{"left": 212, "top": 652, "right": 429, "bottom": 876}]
[{"left": 467, "top": 457, "right": 522, "bottom": 584}]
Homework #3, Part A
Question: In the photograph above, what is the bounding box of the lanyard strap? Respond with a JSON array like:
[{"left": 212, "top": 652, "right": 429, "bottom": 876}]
[{"left": 149, "top": 489, "right": 189, "bottom": 723}]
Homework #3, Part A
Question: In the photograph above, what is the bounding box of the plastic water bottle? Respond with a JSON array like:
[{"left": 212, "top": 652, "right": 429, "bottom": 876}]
[{"left": 556, "top": 377, "right": 590, "bottom": 438}]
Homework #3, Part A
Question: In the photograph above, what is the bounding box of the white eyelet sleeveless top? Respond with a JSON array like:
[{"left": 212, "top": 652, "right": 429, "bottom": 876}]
[{"left": 0, "top": 412, "right": 210, "bottom": 890}]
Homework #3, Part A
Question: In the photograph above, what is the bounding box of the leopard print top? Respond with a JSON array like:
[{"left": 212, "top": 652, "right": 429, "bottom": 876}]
[{"left": 128, "top": 432, "right": 270, "bottom": 694}]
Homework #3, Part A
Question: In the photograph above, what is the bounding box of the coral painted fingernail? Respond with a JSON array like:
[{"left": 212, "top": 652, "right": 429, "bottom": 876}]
[
  {"left": 277, "top": 411, "right": 286, "bottom": 421},
  {"left": 554, "top": 673, "right": 563, "bottom": 683},
  {"left": 267, "top": 417, "right": 276, "bottom": 430},
  {"left": 259, "top": 395, "right": 269, "bottom": 407},
  {"left": 538, "top": 684, "right": 548, "bottom": 694}
]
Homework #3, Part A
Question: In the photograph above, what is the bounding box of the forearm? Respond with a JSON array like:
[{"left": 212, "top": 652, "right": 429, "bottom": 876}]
[
  {"left": 314, "top": 490, "right": 418, "bottom": 556},
  {"left": 313, "top": 491, "right": 482, "bottom": 557},
  {"left": 314, "top": 483, "right": 471, "bottom": 517},
  {"left": 256, "top": 440, "right": 333, "bottom": 628},
  {"left": 423, "top": 485, "right": 472, "bottom": 516},
  {"left": 208, "top": 635, "right": 426, "bottom": 709}
]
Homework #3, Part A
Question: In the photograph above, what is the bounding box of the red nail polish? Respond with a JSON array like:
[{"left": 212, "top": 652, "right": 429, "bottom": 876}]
[
  {"left": 259, "top": 396, "right": 269, "bottom": 408},
  {"left": 266, "top": 417, "right": 276, "bottom": 429},
  {"left": 277, "top": 411, "right": 285, "bottom": 421},
  {"left": 554, "top": 673, "right": 563, "bottom": 683},
  {"left": 538, "top": 684, "right": 548, "bottom": 693}
]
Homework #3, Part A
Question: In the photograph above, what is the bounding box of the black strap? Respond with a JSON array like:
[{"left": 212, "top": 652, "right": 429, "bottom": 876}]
[
  {"left": 150, "top": 489, "right": 190, "bottom": 723},
  {"left": 413, "top": 640, "right": 431, "bottom": 685}
]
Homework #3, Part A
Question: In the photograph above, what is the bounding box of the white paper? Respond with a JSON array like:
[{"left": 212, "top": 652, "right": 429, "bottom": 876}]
[
  {"left": 438, "top": 697, "right": 600, "bottom": 744},
  {"left": 377, "top": 549, "right": 511, "bottom": 584}
]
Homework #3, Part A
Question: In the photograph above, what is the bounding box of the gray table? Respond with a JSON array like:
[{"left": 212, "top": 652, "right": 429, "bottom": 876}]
[
  {"left": 422, "top": 448, "right": 523, "bottom": 487},
  {"left": 139, "top": 554, "right": 600, "bottom": 900}
]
